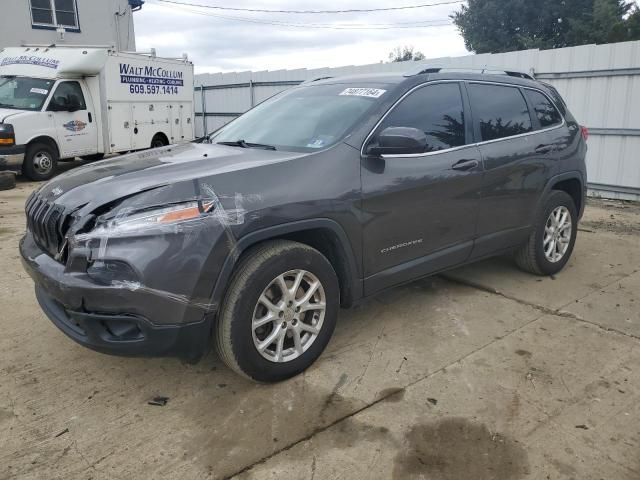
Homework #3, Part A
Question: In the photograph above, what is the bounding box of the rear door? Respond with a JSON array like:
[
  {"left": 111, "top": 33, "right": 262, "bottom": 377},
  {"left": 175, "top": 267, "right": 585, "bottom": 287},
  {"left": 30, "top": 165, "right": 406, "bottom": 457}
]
[
  {"left": 361, "top": 81, "right": 483, "bottom": 294},
  {"left": 522, "top": 87, "right": 572, "bottom": 165},
  {"left": 468, "top": 82, "right": 555, "bottom": 258}
]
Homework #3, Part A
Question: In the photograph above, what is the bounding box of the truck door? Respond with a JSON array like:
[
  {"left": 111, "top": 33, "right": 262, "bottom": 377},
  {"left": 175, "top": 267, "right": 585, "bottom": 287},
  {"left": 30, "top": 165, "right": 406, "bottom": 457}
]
[{"left": 47, "top": 81, "right": 98, "bottom": 158}]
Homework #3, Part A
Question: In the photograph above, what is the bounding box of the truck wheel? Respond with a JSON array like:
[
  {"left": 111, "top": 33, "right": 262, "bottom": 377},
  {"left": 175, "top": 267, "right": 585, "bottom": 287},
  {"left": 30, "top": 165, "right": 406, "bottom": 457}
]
[
  {"left": 0, "top": 171, "right": 16, "bottom": 191},
  {"left": 216, "top": 240, "right": 340, "bottom": 382},
  {"left": 151, "top": 134, "right": 168, "bottom": 149},
  {"left": 514, "top": 190, "right": 578, "bottom": 276},
  {"left": 23, "top": 143, "right": 58, "bottom": 181}
]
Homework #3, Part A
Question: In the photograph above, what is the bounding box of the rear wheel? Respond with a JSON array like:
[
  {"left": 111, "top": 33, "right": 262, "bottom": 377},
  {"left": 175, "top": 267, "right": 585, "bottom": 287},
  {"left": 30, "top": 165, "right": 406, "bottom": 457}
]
[
  {"left": 23, "top": 142, "right": 58, "bottom": 181},
  {"left": 216, "top": 240, "right": 339, "bottom": 382},
  {"left": 150, "top": 134, "right": 168, "bottom": 149},
  {"left": 514, "top": 190, "right": 578, "bottom": 276}
]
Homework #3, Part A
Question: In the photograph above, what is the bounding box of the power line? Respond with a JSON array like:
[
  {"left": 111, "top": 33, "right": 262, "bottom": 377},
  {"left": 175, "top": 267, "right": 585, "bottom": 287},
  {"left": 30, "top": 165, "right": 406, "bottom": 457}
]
[
  {"left": 157, "top": 3, "right": 454, "bottom": 29},
  {"left": 156, "top": 0, "right": 464, "bottom": 14}
]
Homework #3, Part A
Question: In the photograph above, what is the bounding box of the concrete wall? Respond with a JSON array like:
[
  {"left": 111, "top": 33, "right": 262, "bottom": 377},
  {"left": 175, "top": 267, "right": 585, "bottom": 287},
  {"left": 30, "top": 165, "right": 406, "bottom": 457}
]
[
  {"left": 194, "top": 41, "right": 640, "bottom": 201},
  {"left": 0, "top": 0, "right": 136, "bottom": 51}
]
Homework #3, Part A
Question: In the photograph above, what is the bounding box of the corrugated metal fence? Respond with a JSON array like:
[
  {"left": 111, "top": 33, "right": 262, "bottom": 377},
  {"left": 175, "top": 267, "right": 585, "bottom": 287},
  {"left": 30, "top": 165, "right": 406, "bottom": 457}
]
[{"left": 195, "top": 41, "right": 640, "bottom": 200}]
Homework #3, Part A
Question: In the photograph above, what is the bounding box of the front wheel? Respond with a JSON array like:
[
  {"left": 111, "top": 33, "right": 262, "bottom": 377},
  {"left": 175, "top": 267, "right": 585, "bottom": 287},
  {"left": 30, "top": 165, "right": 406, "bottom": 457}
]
[
  {"left": 216, "top": 240, "right": 340, "bottom": 382},
  {"left": 23, "top": 142, "right": 58, "bottom": 181},
  {"left": 514, "top": 190, "right": 578, "bottom": 276}
]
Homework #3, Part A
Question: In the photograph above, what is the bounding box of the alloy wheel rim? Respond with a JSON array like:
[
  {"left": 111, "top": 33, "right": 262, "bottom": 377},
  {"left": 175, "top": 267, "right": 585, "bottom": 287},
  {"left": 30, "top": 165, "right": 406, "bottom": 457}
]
[
  {"left": 252, "top": 270, "right": 326, "bottom": 363},
  {"left": 33, "top": 151, "right": 53, "bottom": 174},
  {"left": 543, "top": 206, "right": 572, "bottom": 263}
]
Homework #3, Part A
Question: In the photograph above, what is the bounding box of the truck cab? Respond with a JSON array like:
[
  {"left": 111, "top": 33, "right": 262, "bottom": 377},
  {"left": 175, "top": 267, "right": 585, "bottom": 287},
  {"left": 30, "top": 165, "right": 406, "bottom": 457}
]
[{"left": 0, "top": 46, "right": 194, "bottom": 180}]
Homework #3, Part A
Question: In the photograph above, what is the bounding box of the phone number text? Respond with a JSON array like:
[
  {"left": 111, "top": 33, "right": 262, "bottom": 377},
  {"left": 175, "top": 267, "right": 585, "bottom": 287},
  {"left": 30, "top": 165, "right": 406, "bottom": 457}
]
[{"left": 129, "top": 85, "right": 180, "bottom": 95}]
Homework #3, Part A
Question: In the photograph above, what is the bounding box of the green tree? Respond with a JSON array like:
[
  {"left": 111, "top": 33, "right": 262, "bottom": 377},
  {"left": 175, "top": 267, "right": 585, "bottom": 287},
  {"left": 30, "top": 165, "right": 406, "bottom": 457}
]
[
  {"left": 388, "top": 46, "right": 426, "bottom": 62},
  {"left": 628, "top": 6, "right": 640, "bottom": 38},
  {"left": 452, "top": 0, "right": 640, "bottom": 53}
]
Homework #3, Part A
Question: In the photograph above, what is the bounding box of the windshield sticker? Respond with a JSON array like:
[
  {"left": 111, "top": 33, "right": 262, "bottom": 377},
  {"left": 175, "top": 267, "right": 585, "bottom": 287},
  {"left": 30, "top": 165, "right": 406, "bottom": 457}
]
[
  {"left": 0, "top": 56, "right": 60, "bottom": 69},
  {"left": 307, "top": 139, "right": 325, "bottom": 148},
  {"left": 30, "top": 88, "right": 49, "bottom": 95},
  {"left": 306, "top": 135, "right": 333, "bottom": 149},
  {"left": 339, "top": 87, "right": 386, "bottom": 99}
]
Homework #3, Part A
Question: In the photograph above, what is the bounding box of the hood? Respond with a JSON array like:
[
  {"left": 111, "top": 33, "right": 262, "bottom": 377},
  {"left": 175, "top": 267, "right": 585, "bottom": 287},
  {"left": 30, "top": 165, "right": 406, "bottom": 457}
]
[
  {"left": 0, "top": 108, "right": 28, "bottom": 123},
  {"left": 37, "top": 142, "right": 305, "bottom": 212}
]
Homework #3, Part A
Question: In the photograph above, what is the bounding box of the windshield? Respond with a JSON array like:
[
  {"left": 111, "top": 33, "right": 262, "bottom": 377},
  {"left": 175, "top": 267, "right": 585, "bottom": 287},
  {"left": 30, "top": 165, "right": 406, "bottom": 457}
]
[
  {"left": 210, "top": 84, "right": 388, "bottom": 152},
  {"left": 0, "top": 76, "right": 54, "bottom": 111}
]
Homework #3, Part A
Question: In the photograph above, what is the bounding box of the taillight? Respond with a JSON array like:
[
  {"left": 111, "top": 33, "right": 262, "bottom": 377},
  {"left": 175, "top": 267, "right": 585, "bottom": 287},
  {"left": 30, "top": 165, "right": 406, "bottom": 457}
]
[{"left": 580, "top": 126, "right": 589, "bottom": 141}]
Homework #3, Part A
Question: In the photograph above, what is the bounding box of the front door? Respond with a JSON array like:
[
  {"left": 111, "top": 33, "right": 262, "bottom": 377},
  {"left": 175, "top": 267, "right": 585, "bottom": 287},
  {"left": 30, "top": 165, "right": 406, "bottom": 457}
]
[
  {"left": 361, "top": 81, "right": 483, "bottom": 295},
  {"left": 48, "top": 80, "right": 98, "bottom": 158}
]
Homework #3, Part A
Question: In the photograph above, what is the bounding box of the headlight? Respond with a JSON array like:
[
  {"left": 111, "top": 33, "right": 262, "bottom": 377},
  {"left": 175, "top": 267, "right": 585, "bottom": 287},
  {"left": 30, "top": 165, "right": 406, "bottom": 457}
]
[
  {"left": 0, "top": 123, "right": 15, "bottom": 146},
  {"left": 88, "top": 201, "right": 214, "bottom": 236}
]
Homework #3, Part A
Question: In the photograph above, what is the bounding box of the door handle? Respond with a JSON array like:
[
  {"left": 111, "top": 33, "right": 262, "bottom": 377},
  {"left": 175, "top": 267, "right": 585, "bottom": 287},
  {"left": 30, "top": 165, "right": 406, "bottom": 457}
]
[
  {"left": 535, "top": 144, "right": 554, "bottom": 154},
  {"left": 451, "top": 159, "right": 479, "bottom": 171},
  {"left": 88, "top": 112, "right": 93, "bottom": 123}
]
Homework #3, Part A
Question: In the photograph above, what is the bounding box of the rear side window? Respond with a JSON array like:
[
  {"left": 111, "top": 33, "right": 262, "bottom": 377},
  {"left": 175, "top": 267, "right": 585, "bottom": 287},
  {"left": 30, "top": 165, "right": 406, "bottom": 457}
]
[
  {"left": 525, "top": 89, "right": 563, "bottom": 128},
  {"left": 468, "top": 84, "right": 532, "bottom": 142},
  {"left": 378, "top": 82, "right": 466, "bottom": 152},
  {"left": 541, "top": 83, "right": 567, "bottom": 116}
]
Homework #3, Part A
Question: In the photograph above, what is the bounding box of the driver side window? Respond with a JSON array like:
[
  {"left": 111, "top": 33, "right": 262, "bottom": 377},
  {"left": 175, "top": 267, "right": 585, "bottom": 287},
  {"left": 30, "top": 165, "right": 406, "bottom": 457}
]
[
  {"left": 48, "top": 81, "right": 86, "bottom": 111},
  {"left": 376, "top": 82, "right": 466, "bottom": 153}
]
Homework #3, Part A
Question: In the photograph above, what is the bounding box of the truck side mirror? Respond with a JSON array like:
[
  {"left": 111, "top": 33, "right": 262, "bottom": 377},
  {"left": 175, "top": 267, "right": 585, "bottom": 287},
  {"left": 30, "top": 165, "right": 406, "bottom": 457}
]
[
  {"left": 66, "top": 95, "right": 81, "bottom": 112},
  {"left": 49, "top": 95, "right": 67, "bottom": 112}
]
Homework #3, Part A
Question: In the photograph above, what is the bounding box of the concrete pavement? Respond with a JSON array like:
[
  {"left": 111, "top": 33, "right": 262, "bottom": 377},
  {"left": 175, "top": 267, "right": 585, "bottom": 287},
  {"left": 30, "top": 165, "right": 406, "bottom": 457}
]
[{"left": 1, "top": 181, "right": 638, "bottom": 480}]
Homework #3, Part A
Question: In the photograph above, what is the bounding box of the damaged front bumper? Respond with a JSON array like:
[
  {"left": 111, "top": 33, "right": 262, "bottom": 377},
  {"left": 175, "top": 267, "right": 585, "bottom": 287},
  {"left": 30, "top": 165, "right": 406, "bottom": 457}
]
[
  {"left": 0, "top": 145, "right": 25, "bottom": 169},
  {"left": 19, "top": 232, "right": 216, "bottom": 362}
]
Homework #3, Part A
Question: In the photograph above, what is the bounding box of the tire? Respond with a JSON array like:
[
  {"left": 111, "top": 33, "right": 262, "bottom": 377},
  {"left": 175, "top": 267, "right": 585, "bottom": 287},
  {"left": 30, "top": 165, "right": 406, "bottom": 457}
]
[
  {"left": 150, "top": 134, "right": 168, "bottom": 149},
  {"left": 515, "top": 190, "right": 578, "bottom": 276},
  {"left": 216, "top": 240, "right": 340, "bottom": 382},
  {"left": 0, "top": 171, "right": 16, "bottom": 191},
  {"left": 23, "top": 142, "right": 58, "bottom": 181}
]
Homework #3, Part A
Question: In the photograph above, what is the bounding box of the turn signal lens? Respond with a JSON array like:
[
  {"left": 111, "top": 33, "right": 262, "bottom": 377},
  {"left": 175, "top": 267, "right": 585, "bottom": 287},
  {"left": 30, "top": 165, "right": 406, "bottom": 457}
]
[
  {"left": 580, "top": 126, "right": 589, "bottom": 141},
  {"left": 158, "top": 202, "right": 214, "bottom": 224},
  {"left": 0, "top": 137, "right": 14, "bottom": 145}
]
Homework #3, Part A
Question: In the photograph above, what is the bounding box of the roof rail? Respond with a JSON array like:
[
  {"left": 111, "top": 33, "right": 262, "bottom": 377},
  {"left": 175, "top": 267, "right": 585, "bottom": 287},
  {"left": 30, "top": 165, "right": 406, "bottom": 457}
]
[{"left": 405, "top": 65, "right": 534, "bottom": 80}]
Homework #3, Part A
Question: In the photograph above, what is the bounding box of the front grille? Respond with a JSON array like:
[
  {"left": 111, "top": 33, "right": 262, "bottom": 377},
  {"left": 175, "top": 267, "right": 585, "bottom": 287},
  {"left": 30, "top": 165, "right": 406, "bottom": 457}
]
[{"left": 25, "top": 193, "right": 70, "bottom": 259}]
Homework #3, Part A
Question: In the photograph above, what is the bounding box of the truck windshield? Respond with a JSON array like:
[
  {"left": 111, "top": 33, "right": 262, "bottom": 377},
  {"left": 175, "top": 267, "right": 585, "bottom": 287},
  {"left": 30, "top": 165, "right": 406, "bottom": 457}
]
[
  {"left": 209, "top": 84, "right": 388, "bottom": 152},
  {"left": 0, "top": 76, "right": 55, "bottom": 111}
]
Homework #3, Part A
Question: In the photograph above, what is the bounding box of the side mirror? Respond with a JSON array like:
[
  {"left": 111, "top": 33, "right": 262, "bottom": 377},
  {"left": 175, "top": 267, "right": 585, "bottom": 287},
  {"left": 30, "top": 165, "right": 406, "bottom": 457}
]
[
  {"left": 66, "top": 95, "right": 81, "bottom": 112},
  {"left": 49, "top": 95, "right": 68, "bottom": 112},
  {"left": 367, "top": 127, "right": 427, "bottom": 156}
]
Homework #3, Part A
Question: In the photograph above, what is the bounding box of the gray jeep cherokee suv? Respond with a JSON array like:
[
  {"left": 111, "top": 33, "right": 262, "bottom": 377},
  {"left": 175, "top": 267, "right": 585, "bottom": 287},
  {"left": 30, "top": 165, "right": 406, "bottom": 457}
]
[{"left": 20, "top": 69, "right": 587, "bottom": 382}]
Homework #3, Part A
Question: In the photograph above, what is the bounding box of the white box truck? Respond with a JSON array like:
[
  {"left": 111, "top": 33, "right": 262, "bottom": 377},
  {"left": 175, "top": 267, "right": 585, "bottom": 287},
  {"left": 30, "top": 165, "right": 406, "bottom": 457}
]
[{"left": 0, "top": 45, "right": 194, "bottom": 180}]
